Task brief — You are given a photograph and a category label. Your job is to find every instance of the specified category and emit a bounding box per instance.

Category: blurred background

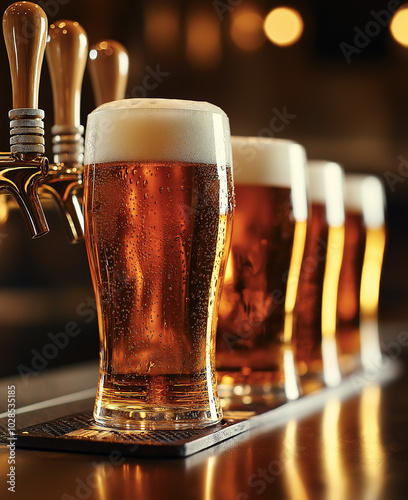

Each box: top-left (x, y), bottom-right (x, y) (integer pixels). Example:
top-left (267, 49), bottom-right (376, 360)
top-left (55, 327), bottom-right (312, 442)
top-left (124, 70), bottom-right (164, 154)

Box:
top-left (0, 0), bottom-right (407, 377)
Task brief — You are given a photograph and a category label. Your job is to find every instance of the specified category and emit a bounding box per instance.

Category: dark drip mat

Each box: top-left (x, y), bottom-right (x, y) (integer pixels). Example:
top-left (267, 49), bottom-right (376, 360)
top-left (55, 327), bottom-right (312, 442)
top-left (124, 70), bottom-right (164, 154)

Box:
top-left (2, 409), bottom-right (254, 458)
top-left (0, 363), bottom-right (401, 458)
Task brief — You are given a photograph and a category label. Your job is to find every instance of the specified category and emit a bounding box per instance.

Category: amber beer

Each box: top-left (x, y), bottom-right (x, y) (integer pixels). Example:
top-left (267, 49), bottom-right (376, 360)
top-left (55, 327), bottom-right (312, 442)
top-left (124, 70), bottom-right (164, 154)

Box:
top-left (83, 99), bottom-right (234, 429)
top-left (336, 190), bottom-right (366, 373)
top-left (216, 137), bottom-right (308, 403)
top-left (337, 212), bottom-right (365, 344)
top-left (294, 161), bottom-right (345, 389)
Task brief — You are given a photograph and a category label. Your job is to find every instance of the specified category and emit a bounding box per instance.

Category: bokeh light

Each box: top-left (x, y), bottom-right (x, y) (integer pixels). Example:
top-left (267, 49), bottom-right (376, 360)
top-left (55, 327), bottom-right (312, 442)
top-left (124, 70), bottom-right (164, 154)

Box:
top-left (186, 8), bottom-right (222, 70)
top-left (144, 4), bottom-right (180, 54)
top-left (390, 6), bottom-right (408, 47)
top-left (264, 7), bottom-right (304, 47)
top-left (230, 6), bottom-right (266, 52)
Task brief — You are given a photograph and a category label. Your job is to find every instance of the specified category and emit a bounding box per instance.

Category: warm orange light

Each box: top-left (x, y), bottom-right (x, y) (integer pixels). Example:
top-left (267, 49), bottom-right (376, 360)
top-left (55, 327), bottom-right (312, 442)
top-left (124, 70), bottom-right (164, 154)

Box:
top-left (283, 220), bottom-right (307, 343)
top-left (186, 8), bottom-right (222, 70)
top-left (322, 226), bottom-right (345, 339)
top-left (283, 420), bottom-right (308, 499)
top-left (360, 227), bottom-right (386, 316)
top-left (264, 7), bottom-right (304, 47)
top-left (390, 6), bottom-right (408, 47)
top-left (322, 399), bottom-right (347, 498)
top-left (224, 251), bottom-right (234, 284)
top-left (360, 385), bottom-right (384, 499)
top-left (230, 6), bottom-right (265, 51)
top-left (145, 4), bottom-right (180, 53)
top-left (0, 197), bottom-right (7, 225)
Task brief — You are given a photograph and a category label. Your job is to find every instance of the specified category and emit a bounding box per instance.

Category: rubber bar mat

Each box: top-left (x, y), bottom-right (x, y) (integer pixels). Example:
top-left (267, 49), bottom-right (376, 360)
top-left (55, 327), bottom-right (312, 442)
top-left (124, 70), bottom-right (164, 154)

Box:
top-left (0, 363), bottom-right (401, 458)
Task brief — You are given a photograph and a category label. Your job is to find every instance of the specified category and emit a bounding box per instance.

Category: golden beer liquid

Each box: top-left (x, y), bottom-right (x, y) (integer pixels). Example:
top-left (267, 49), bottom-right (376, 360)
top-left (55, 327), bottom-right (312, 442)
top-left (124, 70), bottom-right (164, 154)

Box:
top-left (216, 184), bottom-right (297, 389)
top-left (84, 161), bottom-right (233, 429)
top-left (360, 226), bottom-right (386, 318)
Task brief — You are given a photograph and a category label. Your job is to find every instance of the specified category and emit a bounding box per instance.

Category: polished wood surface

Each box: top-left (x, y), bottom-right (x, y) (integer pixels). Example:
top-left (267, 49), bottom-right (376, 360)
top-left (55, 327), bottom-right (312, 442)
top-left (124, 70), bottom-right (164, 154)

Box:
top-left (46, 20), bottom-right (88, 127)
top-left (88, 40), bottom-right (129, 107)
top-left (2, 2), bottom-right (48, 109)
top-left (0, 323), bottom-right (407, 499)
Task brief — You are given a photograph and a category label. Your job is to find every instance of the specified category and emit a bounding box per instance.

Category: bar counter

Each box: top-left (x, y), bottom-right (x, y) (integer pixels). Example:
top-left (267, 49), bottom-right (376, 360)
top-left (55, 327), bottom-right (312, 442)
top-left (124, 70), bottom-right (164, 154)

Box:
top-left (1, 321), bottom-right (407, 500)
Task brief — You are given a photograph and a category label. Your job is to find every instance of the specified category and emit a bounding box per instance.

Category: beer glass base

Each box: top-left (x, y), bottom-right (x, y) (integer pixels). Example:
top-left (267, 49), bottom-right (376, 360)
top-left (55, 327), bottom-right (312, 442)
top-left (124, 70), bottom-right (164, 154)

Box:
top-left (337, 327), bottom-right (362, 375)
top-left (296, 358), bottom-right (326, 393)
top-left (93, 406), bottom-right (222, 431)
top-left (299, 373), bottom-right (325, 395)
top-left (93, 373), bottom-right (223, 430)
top-left (217, 371), bottom-right (291, 407)
top-left (338, 353), bottom-right (362, 376)
top-left (219, 385), bottom-right (288, 408)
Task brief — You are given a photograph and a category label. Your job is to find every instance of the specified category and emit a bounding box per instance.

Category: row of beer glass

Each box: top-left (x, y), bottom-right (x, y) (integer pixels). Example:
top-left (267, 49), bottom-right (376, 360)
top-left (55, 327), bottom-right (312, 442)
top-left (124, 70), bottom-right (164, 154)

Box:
top-left (216, 136), bottom-right (386, 408)
top-left (84, 99), bottom-right (385, 429)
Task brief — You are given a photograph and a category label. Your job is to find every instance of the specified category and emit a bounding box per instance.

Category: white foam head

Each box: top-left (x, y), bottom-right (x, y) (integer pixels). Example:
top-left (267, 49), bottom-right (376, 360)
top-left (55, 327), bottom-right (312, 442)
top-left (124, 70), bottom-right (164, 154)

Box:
top-left (84, 98), bottom-right (232, 167)
top-left (231, 136), bottom-right (308, 222)
top-left (307, 160), bottom-right (345, 227)
top-left (344, 174), bottom-right (386, 228)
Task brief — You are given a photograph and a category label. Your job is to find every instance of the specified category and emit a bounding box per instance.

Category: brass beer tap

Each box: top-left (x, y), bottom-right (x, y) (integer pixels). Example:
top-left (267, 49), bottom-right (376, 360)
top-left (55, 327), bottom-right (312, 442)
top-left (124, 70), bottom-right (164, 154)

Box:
top-left (41, 20), bottom-right (88, 243)
top-left (0, 2), bottom-right (49, 238)
top-left (88, 40), bottom-right (129, 106)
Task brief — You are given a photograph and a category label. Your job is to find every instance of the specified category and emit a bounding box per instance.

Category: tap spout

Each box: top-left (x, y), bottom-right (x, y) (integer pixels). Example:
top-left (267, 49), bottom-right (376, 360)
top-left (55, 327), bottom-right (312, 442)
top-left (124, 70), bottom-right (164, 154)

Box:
top-left (0, 153), bottom-right (49, 238)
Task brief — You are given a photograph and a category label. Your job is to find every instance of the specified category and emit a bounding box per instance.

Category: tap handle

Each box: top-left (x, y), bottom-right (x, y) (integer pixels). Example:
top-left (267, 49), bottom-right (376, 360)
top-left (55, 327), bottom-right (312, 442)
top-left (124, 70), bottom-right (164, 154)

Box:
top-left (88, 40), bottom-right (129, 106)
top-left (1, 2), bottom-right (49, 238)
top-left (44, 20), bottom-right (88, 242)
top-left (3, 2), bottom-right (48, 110)
top-left (46, 20), bottom-right (88, 128)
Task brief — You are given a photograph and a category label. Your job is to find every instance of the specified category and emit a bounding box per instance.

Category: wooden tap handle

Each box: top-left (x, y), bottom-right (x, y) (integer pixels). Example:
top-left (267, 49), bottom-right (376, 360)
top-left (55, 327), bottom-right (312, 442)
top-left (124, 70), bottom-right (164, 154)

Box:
top-left (2, 2), bottom-right (48, 109)
top-left (46, 20), bottom-right (88, 127)
top-left (88, 40), bottom-right (129, 107)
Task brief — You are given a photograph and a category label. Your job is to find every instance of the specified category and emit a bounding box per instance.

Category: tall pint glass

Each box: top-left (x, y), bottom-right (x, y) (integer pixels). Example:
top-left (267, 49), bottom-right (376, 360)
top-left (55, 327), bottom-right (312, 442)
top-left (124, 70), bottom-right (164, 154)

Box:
top-left (294, 161), bottom-right (345, 390)
top-left (216, 137), bottom-right (308, 405)
top-left (337, 174), bottom-right (386, 373)
top-left (83, 99), bottom-right (234, 429)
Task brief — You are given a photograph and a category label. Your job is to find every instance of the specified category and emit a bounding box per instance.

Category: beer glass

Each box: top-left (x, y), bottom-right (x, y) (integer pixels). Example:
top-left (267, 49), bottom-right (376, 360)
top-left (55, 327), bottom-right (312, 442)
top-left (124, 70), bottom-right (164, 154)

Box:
top-left (294, 161), bottom-right (345, 390)
top-left (83, 98), bottom-right (234, 429)
top-left (337, 174), bottom-right (386, 373)
top-left (216, 137), bottom-right (308, 405)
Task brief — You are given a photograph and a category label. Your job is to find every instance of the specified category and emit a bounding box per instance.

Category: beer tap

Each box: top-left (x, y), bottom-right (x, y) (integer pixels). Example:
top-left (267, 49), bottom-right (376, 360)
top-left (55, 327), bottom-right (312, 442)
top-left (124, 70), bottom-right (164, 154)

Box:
top-left (41, 20), bottom-right (88, 243)
top-left (0, 2), bottom-right (49, 238)
top-left (88, 40), bottom-right (129, 106)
